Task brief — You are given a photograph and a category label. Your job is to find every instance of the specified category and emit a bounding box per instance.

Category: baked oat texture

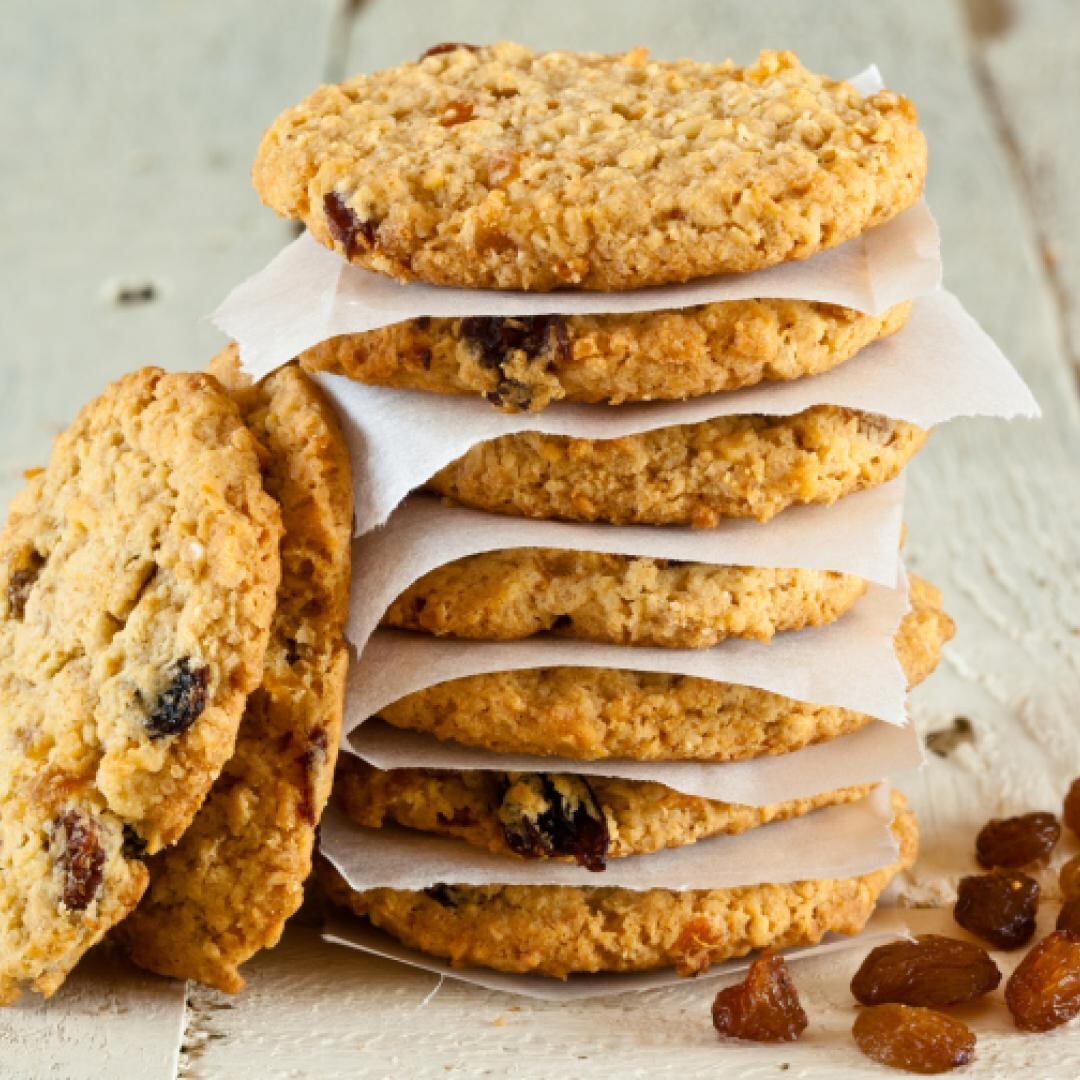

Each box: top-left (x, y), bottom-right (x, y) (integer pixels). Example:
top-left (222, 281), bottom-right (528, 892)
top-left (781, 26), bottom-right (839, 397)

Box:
top-left (428, 405), bottom-right (928, 527)
top-left (384, 550), bottom-right (867, 648)
top-left (119, 352), bottom-right (354, 993)
top-left (254, 44), bottom-right (927, 290)
top-left (336, 755), bottom-right (872, 863)
top-left (299, 301), bottom-right (911, 412)
top-left (378, 576), bottom-right (953, 761)
top-left (0, 368), bottom-right (281, 1004)
top-left (320, 792), bottom-right (917, 977)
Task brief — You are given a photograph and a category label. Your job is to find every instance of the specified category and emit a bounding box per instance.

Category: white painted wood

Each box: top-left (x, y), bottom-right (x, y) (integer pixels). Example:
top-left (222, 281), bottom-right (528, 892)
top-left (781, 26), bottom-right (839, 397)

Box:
top-left (3, 0), bottom-right (1079, 1076)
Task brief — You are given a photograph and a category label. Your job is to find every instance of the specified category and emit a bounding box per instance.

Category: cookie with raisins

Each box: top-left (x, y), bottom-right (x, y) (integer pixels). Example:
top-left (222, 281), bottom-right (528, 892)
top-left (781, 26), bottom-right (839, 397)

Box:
top-left (120, 353), bottom-right (353, 993)
top-left (0, 367), bottom-right (281, 1003)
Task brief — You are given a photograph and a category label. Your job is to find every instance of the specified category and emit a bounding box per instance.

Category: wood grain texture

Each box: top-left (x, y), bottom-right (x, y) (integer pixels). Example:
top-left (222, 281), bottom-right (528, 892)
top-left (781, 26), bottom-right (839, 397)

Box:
top-left (1, 0), bottom-right (1078, 1076)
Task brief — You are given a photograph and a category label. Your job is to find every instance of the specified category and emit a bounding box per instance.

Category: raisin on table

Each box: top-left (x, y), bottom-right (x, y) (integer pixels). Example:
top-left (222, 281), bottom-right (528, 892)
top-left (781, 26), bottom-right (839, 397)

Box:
top-left (954, 869), bottom-right (1040, 949)
top-left (852, 1004), bottom-right (975, 1075)
top-left (711, 952), bottom-right (808, 1043)
top-left (975, 812), bottom-right (1060, 869)
top-left (851, 934), bottom-right (1001, 1007)
top-left (1005, 930), bottom-right (1080, 1032)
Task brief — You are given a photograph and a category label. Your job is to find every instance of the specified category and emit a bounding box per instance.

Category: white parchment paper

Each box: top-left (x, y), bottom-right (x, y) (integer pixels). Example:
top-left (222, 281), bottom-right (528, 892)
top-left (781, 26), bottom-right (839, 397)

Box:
top-left (320, 784), bottom-right (897, 891)
top-left (345, 579), bottom-right (910, 731)
top-left (322, 909), bottom-right (911, 1001)
top-left (346, 717), bottom-right (922, 806)
top-left (349, 479), bottom-right (904, 652)
top-left (311, 291), bottom-right (1038, 534)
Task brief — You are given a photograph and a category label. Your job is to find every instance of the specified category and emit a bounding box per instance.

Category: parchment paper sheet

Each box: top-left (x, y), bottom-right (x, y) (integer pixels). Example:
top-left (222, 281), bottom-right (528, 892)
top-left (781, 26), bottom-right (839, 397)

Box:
top-left (311, 292), bottom-right (1038, 534)
top-left (346, 716), bottom-right (922, 806)
top-left (345, 579), bottom-right (911, 731)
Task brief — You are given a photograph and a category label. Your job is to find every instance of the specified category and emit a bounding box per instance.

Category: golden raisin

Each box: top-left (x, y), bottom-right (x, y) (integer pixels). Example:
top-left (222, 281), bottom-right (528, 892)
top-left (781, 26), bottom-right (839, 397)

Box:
top-left (853, 1004), bottom-right (974, 1074)
top-left (954, 869), bottom-right (1039, 950)
top-left (438, 99), bottom-right (475, 127)
top-left (711, 952), bottom-right (808, 1043)
top-left (1064, 778), bottom-right (1080, 840)
top-left (851, 934), bottom-right (1000, 1007)
top-left (975, 812), bottom-right (1060, 869)
top-left (1057, 898), bottom-right (1080, 935)
top-left (1005, 930), bottom-right (1080, 1032)
top-left (1060, 854), bottom-right (1080, 900)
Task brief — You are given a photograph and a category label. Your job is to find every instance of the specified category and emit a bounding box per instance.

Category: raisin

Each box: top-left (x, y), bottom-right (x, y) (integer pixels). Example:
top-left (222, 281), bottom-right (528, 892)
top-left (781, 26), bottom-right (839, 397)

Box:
top-left (423, 884), bottom-right (462, 908)
top-left (418, 42), bottom-right (479, 61)
top-left (146, 658), bottom-right (209, 739)
top-left (1005, 930), bottom-right (1080, 1032)
top-left (7, 553), bottom-right (44, 620)
top-left (438, 99), bottom-right (475, 127)
top-left (56, 812), bottom-right (105, 912)
top-left (852, 1004), bottom-right (975, 1074)
top-left (711, 952), bottom-right (808, 1043)
top-left (460, 314), bottom-right (569, 374)
top-left (496, 773), bottom-right (609, 872)
top-left (485, 380), bottom-right (533, 410)
top-left (121, 824), bottom-right (147, 861)
top-left (1064, 778), bottom-right (1080, 839)
top-left (954, 869), bottom-right (1039, 949)
top-left (851, 934), bottom-right (1001, 1007)
top-left (322, 192), bottom-right (376, 260)
top-left (296, 728), bottom-right (329, 826)
top-left (975, 812), bottom-right (1060, 868)
top-left (1061, 854), bottom-right (1080, 900)
top-left (1057, 898), bottom-right (1080, 935)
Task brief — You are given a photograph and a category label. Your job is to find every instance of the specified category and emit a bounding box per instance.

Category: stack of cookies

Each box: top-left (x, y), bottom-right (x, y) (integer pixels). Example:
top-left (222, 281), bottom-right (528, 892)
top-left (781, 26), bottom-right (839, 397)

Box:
top-left (245, 43), bottom-right (955, 981)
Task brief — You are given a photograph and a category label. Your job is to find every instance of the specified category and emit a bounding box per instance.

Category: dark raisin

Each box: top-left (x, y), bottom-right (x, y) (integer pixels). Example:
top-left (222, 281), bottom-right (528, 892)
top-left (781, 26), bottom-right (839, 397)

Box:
top-left (1061, 854), bottom-right (1080, 899)
top-left (852, 1004), bottom-right (975, 1074)
top-left (7, 553), bottom-right (44, 620)
top-left (954, 869), bottom-right (1039, 949)
top-left (122, 824), bottom-right (147, 861)
top-left (423, 883), bottom-right (462, 908)
top-left (711, 952), bottom-right (808, 1043)
top-left (485, 379), bottom-right (533, 410)
top-left (296, 728), bottom-right (329, 826)
top-left (496, 773), bottom-right (609, 872)
top-left (322, 192), bottom-right (376, 260)
top-left (851, 934), bottom-right (1001, 1007)
top-left (460, 314), bottom-right (567, 406)
top-left (146, 659), bottom-right (209, 739)
top-left (56, 812), bottom-right (105, 912)
top-left (1005, 930), bottom-right (1080, 1032)
top-left (1064, 778), bottom-right (1080, 839)
top-left (418, 42), bottom-right (479, 61)
top-left (975, 812), bottom-right (1060, 868)
top-left (1057, 898), bottom-right (1080, 935)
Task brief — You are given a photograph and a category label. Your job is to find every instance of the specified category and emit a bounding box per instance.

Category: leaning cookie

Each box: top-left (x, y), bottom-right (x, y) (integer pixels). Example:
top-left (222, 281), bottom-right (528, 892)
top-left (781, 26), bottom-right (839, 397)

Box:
top-left (428, 406), bottom-right (927, 527)
top-left (383, 551), bottom-right (867, 648)
top-left (320, 793), bottom-right (917, 977)
top-left (255, 44), bottom-right (926, 290)
top-left (118, 357), bottom-right (353, 993)
top-left (378, 577), bottom-right (953, 761)
top-left (299, 302), bottom-right (911, 412)
top-left (0, 369), bottom-right (281, 1004)
top-left (336, 756), bottom-right (872, 868)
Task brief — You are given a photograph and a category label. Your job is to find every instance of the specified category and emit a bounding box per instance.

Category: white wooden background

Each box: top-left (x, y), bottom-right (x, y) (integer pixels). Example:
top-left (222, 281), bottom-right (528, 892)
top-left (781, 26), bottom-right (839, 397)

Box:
top-left (1, 1), bottom-right (1078, 1076)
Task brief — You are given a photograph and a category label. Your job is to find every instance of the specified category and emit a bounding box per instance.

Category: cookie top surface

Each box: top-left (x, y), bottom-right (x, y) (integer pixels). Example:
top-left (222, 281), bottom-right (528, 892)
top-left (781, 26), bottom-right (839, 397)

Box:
top-left (254, 44), bottom-right (927, 290)
top-left (121, 354), bottom-right (354, 992)
top-left (0, 367), bottom-right (281, 1002)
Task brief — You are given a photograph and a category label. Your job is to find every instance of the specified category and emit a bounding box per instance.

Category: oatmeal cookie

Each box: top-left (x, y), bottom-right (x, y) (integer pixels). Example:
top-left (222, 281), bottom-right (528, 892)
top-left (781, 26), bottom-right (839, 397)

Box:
top-left (119, 354), bottom-right (353, 993)
top-left (336, 756), bottom-right (871, 867)
top-left (320, 792), bottom-right (917, 977)
top-left (299, 302), bottom-right (910, 412)
top-left (0, 368), bottom-right (281, 1003)
top-left (428, 406), bottom-right (927, 527)
top-left (254, 44), bottom-right (926, 290)
top-left (384, 551), bottom-right (867, 648)
top-left (378, 577), bottom-right (952, 760)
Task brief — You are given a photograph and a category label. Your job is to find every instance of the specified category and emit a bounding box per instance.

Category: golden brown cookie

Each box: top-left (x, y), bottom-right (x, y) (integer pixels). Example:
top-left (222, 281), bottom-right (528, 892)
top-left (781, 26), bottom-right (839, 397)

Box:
top-left (428, 406), bottom-right (927, 527)
top-left (119, 356), bottom-right (353, 993)
top-left (383, 550), bottom-right (867, 648)
top-left (299, 302), bottom-right (911, 412)
top-left (320, 792), bottom-right (917, 977)
top-left (254, 44), bottom-right (926, 290)
top-left (336, 756), bottom-right (872, 867)
top-left (0, 368), bottom-right (281, 1003)
top-left (377, 577), bottom-right (953, 761)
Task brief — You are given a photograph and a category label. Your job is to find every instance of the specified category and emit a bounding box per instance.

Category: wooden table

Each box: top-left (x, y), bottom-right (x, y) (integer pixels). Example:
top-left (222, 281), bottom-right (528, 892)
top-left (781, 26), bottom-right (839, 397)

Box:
top-left (1, 1), bottom-right (1078, 1075)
